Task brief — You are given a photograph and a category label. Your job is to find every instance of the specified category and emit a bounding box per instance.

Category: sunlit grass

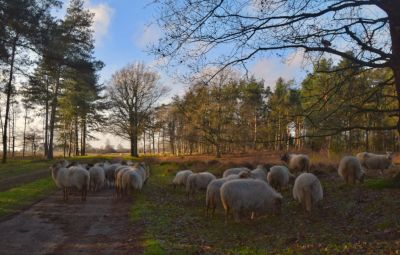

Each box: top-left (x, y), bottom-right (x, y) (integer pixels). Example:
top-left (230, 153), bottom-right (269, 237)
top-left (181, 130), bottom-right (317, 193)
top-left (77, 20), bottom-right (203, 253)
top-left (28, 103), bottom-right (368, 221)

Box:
top-left (0, 177), bottom-right (56, 218)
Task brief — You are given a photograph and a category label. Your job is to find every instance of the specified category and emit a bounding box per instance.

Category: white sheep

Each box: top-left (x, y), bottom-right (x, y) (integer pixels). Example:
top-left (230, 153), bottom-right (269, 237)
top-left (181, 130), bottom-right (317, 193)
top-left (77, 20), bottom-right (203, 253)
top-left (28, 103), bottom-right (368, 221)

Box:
top-left (281, 153), bottom-right (310, 173)
top-left (360, 152), bottom-right (393, 173)
top-left (103, 163), bottom-right (121, 187)
top-left (50, 161), bottom-right (90, 201)
top-left (88, 166), bottom-right (105, 192)
top-left (172, 170), bottom-right (193, 189)
top-left (186, 172), bottom-right (216, 199)
top-left (250, 165), bottom-right (269, 182)
top-left (220, 179), bottom-right (282, 222)
top-left (115, 166), bottom-right (132, 198)
top-left (134, 162), bottom-right (150, 183)
top-left (206, 171), bottom-right (250, 215)
top-left (267, 165), bottom-right (295, 191)
top-left (121, 168), bottom-right (143, 196)
top-left (338, 156), bottom-right (365, 184)
top-left (222, 167), bottom-right (250, 178)
top-left (293, 173), bottom-right (323, 213)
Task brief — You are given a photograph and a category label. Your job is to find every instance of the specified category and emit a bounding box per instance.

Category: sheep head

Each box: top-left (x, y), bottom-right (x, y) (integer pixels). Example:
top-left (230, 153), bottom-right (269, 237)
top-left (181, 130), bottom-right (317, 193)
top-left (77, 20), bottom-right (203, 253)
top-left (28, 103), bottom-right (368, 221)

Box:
top-left (281, 153), bottom-right (289, 163)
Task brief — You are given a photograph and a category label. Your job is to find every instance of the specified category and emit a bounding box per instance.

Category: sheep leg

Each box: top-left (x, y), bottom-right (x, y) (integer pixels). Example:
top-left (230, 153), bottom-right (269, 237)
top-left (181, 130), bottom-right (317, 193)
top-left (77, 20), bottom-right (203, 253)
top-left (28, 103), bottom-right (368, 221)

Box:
top-left (348, 174), bottom-right (355, 185)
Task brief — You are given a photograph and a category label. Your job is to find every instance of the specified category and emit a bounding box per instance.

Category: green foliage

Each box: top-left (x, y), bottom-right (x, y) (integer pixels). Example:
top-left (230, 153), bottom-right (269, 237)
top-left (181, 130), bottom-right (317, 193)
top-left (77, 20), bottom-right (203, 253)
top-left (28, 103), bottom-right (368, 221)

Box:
top-left (0, 177), bottom-right (56, 217)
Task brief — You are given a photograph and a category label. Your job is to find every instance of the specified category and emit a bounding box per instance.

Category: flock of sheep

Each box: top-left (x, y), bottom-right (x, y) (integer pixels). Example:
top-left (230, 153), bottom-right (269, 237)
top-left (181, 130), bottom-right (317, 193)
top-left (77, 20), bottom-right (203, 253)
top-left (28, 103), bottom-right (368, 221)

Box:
top-left (50, 160), bottom-right (150, 201)
top-left (172, 152), bottom-right (394, 222)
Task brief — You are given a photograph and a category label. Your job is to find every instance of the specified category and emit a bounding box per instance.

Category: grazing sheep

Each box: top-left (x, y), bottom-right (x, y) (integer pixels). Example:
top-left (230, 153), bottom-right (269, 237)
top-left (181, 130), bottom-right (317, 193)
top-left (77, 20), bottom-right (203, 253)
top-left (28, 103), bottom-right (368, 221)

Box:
top-left (281, 153), bottom-right (310, 174)
top-left (222, 167), bottom-right (250, 178)
top-left (267, 165), bottom-right (295, 191)
top-left (206, 171), bottom-right (250, 215)
top-left (220, 179), bottom-right (282, 222)
top-left (88, 166), bottom-right (105, 192)
top-left (356, 152), bottom-right (369, 166)
top-left (338, 156), bottom-right (365, 184)
top-left (293, 173), bottom-right (323, 213)
top-left (50, 161), bottom-right (90, 201)
top-left (186, 172), bottom-right (216, 199)
top-left (172, 170), bottom-right (193, 189)
top-left (250, 165), bottom-right (269, 182)
top-left (362, 152), bottom-right (393, 173)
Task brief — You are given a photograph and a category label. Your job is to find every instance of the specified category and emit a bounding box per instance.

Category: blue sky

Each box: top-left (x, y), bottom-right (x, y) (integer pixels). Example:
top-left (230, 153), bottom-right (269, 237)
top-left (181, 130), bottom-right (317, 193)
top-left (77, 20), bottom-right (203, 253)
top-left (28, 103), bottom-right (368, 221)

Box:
top-left (56, 0), bottom-right (308, 148)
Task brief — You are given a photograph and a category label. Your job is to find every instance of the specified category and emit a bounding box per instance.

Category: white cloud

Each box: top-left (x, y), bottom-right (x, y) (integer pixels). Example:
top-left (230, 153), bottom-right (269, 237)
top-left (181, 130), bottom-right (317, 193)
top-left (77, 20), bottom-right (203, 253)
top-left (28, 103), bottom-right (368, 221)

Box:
top-left (136, 23), bottom-right (161, 49)
top-left (250, 50), bottom-right (308, 90)
top-left (84, 0), bottom-right (114, 46)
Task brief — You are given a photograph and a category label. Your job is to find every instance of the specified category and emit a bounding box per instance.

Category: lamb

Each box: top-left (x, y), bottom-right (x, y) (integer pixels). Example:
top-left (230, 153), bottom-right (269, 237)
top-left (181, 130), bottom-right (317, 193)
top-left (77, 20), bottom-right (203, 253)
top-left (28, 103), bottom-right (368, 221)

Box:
top-left (50, 161), bottom-right (90, 201)
top-left (222, 167), bottom-right (250, 178)
top-left (88, 165), bottom-right (105, 191)
top-left (220, 179), bottom-right (282, 222)
top-left (358, 152), bottom-right (393, 173)
top-left (267, 165), bottom-right (295, 191)
top-left (281, 153), bottom-right (310, 174)
top-left (206, 171), bottom-right (250, 215)
top-left (338, 156), bottom-right (365, 184)
top-left (250, 165), bottom-right (269, 182)
top-left (172, 170), bottom-right (193, 189)
top-left (292, 173), bottom-right (323, 213)
top-left (186, 172), bottom-right (216, 199)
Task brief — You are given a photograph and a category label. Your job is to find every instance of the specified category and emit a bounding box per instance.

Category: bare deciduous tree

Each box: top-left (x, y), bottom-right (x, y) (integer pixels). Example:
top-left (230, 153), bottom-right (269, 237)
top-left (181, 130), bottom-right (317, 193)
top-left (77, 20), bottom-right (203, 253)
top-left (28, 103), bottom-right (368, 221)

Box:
top-left (107, 62), bottom-right (169, 157)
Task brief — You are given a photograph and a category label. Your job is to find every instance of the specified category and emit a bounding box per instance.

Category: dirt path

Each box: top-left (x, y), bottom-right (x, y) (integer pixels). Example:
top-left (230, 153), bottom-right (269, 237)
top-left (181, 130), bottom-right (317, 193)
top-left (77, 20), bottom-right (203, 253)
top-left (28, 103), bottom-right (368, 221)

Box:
top-left (0, 189), bottom-right (143, 255)
top-left (0, 169), bottom-right (50, 192)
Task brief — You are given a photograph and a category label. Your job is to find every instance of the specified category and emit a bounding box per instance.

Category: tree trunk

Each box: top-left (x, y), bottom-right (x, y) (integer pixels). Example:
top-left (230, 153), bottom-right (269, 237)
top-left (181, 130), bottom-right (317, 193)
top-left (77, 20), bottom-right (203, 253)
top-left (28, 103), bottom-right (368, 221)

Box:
top-left (48, 68), bottom-right (61, 160)
top-left (23, 107), bottom-right (28, 157)
top-left (74, 116), bottom-right (79, 156)
top-left (130, 132), bottom-right (139, 157)
top-left (44, 78), bottom-right (50, 157)
top-left (81, 116), bottom-right (86, 156)
top-left (2, 37), bottom-right (17, 163)
top-left (385, 3), bottom-right (400, 140)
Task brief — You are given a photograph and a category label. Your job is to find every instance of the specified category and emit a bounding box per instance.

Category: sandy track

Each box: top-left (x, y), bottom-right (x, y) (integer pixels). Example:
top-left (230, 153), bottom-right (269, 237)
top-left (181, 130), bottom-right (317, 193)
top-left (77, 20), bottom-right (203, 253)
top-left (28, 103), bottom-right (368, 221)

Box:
top-left (0, 189), bottom-right (143, 255)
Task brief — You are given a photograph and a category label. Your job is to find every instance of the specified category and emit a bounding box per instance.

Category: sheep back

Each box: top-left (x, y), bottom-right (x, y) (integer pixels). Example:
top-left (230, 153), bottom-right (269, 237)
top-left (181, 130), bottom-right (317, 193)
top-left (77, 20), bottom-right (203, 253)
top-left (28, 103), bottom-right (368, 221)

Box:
top-left (292, 173), bottom-right (323, 213)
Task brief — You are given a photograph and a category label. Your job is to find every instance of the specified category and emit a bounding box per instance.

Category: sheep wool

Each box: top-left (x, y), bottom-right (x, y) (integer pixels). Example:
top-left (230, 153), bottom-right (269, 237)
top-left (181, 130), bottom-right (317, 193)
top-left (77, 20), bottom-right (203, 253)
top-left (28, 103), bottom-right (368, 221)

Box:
top-left (338, 156), bottom-right (365, 184)
top-left (281, 153), bottom-right (310, 173)
top-left (172, 170), bottom-right (193, 189)
top-left (186, 172), bottom-right (216, 199)
top-left (292, 173), bottom-right (323, 213)
top-left (220, 179), bottom-right (282, 222)
top-left (267, 165), bottom-right (294, 191)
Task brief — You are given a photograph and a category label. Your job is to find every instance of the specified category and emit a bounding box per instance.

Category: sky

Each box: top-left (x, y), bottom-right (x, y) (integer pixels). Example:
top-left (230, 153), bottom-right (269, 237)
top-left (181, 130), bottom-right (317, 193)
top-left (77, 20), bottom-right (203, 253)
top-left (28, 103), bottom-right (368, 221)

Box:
top-left (54, 0), bottom-right (308, 148)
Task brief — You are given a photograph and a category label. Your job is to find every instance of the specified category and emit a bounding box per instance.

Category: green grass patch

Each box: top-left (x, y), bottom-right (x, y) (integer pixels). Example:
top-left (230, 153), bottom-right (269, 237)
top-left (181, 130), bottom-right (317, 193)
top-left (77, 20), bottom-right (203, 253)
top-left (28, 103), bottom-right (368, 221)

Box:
top-left (0, 177), bottom-right (56, 218)
top-left (364, 178), bottom-right (397, 189)
top-left (0, 159), bottom-right (55, 180)
top-left (131, 161), bottom-right (400, 254)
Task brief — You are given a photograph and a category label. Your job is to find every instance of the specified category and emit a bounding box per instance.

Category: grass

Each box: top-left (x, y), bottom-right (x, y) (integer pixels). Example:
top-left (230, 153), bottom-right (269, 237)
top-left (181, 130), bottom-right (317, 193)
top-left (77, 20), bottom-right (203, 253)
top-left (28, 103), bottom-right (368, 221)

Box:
top-left (0, 177), bottom-right (56, 218)
top-left (0, 159), bottom-right (55, 180)
top-left (131, 162), bottom-right (400, 255)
